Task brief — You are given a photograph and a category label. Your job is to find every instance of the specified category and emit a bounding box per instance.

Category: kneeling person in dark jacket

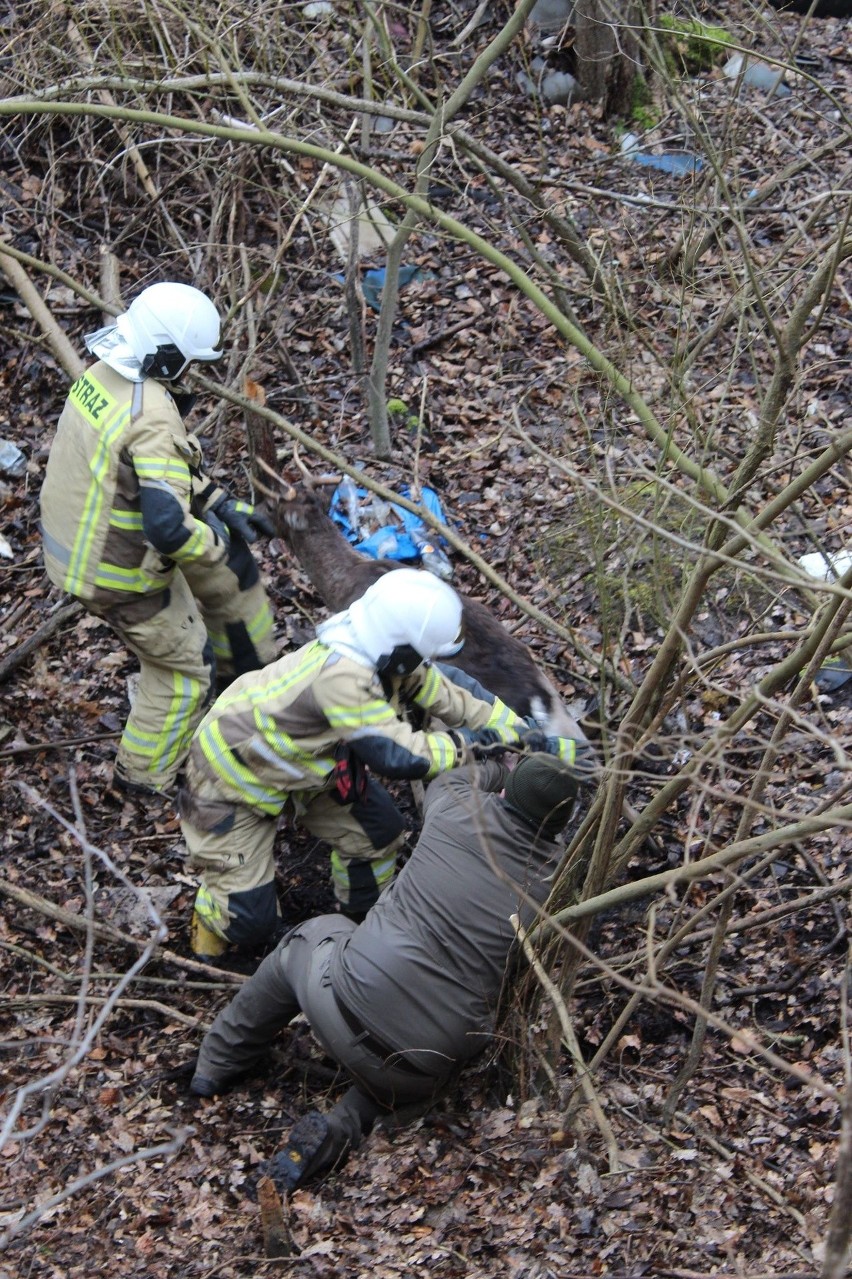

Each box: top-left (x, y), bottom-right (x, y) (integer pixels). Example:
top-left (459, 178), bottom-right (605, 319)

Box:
top-left (190, 752), bottom-right (579, 1189)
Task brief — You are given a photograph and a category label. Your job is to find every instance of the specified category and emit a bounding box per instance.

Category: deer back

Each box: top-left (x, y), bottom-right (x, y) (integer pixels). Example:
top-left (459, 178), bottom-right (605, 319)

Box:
top-left (269, 483), bottom-right (578, 735)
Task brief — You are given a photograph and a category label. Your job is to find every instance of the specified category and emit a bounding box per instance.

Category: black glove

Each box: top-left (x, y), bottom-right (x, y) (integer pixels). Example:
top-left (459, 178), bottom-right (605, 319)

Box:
top-left (454, 727), bottom-right (510, 758)
top-left (521, 730), bottom-right (601, 783)
top-left (210, 497), bottom-right (275, 544)
top-left (520, 727), bottom-right (550, 754)
top-left (205, 508), bottom-right (231, 550)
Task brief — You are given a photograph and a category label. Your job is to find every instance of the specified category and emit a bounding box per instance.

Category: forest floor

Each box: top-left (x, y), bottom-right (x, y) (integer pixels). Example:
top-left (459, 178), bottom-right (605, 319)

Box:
top-left (1, 1), bottom-right (852, 1276)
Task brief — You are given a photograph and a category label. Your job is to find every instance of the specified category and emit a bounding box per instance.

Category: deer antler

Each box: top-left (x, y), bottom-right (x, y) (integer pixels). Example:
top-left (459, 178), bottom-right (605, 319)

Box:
top-left (290, 444), bottom-right (340, 489)
top-left (291, 443), bottom-right (315, 491)
top-left (254, 456), bottom-right (297, 502)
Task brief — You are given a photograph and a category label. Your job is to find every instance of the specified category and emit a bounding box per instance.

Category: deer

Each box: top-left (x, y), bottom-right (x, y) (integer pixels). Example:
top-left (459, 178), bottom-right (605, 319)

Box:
top-left (254, 456), bottom-right (587, 743)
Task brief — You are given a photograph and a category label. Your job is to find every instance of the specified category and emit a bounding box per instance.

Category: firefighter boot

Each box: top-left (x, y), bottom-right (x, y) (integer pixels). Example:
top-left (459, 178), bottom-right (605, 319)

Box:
top-left (190, 910), bottom-right (228, 960)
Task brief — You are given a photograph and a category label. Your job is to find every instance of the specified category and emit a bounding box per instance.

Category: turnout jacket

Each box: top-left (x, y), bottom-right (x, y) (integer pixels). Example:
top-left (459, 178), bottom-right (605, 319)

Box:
top-left (330, 760), bottom-right (562, 1074)
top-left (40, 360), bottom-right (227, 605)
top-left (183, 643), bottom-right (527, 817)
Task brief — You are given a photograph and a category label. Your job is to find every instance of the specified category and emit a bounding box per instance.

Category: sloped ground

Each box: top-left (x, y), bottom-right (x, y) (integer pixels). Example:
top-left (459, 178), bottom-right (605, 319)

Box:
top-left (1, 0), bottom-right (851, 1274)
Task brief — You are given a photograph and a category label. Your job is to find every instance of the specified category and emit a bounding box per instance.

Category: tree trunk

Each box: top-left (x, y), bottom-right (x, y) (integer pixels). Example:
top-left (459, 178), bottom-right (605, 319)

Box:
top-left (573, 0), bottom-right (647, 116)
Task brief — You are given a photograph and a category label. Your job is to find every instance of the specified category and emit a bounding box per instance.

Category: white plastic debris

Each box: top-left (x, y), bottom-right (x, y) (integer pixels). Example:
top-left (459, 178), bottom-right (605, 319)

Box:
top-left (528, 0), bottom-right (574, 31)
top-left (723, 53), bottom-right (791, 98)
top-left (0, 440), bottom-right (26, 478)
top-left (798, 550), bottom-right (852, 580)
top-left (517, 67), bottom-right (578, 105)
top-left (303, 1), bottom-right (334, 17)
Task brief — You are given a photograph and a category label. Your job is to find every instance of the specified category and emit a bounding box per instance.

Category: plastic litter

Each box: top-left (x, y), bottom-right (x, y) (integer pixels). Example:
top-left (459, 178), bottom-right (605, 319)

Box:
top-left (330, 481), bottom-right (453, 580)
top-left (814, 658), bottom-right (852, 693)
top-left (723, 53), bottom-right (791, 98)
top-left (517, 67), bottom-right (578, 105)
top-left (408, 526), bottom-right (453, 581)
top-left (332, 264), bottom-right (424, 313)
top-left (798, 549), bottom-right (852, 580)
top-left (336, 476), bottom-right (364, 539)
top-left (620, 133), bottom-right (704, 177)
top-left (0, 440), bottom-right (27, 478)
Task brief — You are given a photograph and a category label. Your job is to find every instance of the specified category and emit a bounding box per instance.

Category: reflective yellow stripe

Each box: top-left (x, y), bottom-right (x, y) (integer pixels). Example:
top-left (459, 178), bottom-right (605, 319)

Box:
top-left (109, 509), bottom-right (143, 531)
top-left (197, 720), bottom-right (282, 813)
top-left (134, 456), bottom-right (191, 486)
top-left (205, 600), bottom-right (274, 662)
top-left (194, 886), bottom-right (229, 934)
top-left (325, 699), bottom-right (397, 730)
top-left (485, 698), bottom-right (524, 737)
top-left (551, 737), bottom-right (577, 764)
top-left (168, 521), bottom-right (208, 562)
top-left (65, 393), bottom-right (130, 594)
top-left (425, 732), bottom-right (457, 779)
top-left (120, 670), bottom-right (202, 772)
top-left (412, 663), bottom-right (442, 709)
top-left (93, 562), bottom-right (166, 592)
top-left (253, 709), bottom-right (329, 780)
top-left (330, 850), bottom-right (396, 896)
top-left (247, 600), bottom-right (275, 642)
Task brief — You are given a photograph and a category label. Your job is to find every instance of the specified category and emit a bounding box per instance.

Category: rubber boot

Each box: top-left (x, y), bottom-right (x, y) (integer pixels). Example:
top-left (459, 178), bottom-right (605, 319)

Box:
top-left (190, 910), bottom-right (228, 959)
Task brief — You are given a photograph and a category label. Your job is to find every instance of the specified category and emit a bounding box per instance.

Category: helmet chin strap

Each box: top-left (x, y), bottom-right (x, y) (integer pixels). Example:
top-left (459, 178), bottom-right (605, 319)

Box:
top-left (375, 644), bottom-right (422, 679)
top-left (141, 344), bottom-right (190, 381)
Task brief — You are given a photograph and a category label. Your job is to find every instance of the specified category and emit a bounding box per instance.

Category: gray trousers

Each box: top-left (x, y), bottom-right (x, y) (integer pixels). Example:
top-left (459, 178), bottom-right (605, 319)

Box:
top-left (196, 915), bottom-right (442, 1161)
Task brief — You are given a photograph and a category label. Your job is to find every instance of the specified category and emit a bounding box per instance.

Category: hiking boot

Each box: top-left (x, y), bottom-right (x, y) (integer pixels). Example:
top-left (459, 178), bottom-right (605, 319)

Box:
top-left (263, 1112), bottom-right (332, 1192)
top-left (188, 1073), bottom-right (220, 1098)
top-left (189, 1061), bottom-right (257, 1097)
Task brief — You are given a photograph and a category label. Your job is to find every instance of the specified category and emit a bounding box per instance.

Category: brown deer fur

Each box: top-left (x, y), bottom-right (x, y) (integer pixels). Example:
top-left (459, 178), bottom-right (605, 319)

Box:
top-left (268, 482), bottom-right (584, 739)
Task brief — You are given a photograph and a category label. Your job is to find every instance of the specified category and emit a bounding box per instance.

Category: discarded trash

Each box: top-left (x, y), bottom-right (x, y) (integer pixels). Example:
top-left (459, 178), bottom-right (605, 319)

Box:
top-left (0, 439), bottom-right (26, 478)
top-left (408, 526), bottom-right (453, 581)
top-left (336, 476), bottom-right (364, 540)
top-left (798, 549), bottom-right (852, 580)
top-left (332, 264), bottom-right (424, 313)
top-left (302, 2), bottom-right (333, 19)
top-left (620, 132), bottom-right (704, 177)
top-left (517, 66), bottom-right (578, 105)
top-left (814, 657), bottom-right (852, 693)
top-left (325, 193), bottom-right (396, 261)
top-left (723, 53), bottom-right (791, 98)
top-left (527, 0), bottom-right (574, 31)
top-left (330, 481), bottom-right (453, 579)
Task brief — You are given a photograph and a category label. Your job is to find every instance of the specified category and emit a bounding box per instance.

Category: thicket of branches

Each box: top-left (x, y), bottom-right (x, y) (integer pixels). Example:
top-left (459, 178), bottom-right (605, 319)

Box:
top-left (1, 0), bottom-right (850, 1269)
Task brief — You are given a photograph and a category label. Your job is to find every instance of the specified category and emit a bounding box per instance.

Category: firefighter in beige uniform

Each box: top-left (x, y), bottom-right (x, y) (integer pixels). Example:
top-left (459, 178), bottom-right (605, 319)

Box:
top-left (39, 282), bottom-right (277, 795)
top-left (180, 569), bottom-right (581, 958)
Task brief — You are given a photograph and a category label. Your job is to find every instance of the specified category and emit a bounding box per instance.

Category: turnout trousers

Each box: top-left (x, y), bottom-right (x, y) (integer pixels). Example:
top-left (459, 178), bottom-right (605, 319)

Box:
top-left (183, 777), bottom-right (406, 949)
top-left (90, 556), bottom-right (275, 792)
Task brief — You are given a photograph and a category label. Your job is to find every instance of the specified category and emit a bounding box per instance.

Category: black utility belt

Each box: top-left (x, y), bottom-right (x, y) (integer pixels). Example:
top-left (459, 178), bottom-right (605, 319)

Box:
top-left (332, 990), bottom-right (433, 1077)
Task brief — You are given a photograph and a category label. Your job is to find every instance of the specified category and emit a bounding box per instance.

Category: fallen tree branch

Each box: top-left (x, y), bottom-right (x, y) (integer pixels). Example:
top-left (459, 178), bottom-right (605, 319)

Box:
top-left (0, 600), bottom-right (83, 686)
top-left (0, 730), bottom-right (120, 759)
top-left (3, 993), bottom-right (209, 1031)
top-left (0, 242), bottom-right (83, 380)
top-left (0, 879), bottom-right (244, 986)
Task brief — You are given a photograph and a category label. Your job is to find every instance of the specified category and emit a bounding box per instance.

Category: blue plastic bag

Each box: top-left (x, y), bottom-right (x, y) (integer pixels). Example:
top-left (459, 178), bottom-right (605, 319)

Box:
top-left (330, 481), bottom-right (449, 563)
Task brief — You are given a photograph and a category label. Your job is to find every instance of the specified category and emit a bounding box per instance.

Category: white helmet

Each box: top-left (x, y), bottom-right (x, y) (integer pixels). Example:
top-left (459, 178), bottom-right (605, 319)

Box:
top-left (348, 569), bottom-right (465, 676)
top-left (116, 282), bottom-right (222, 380)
